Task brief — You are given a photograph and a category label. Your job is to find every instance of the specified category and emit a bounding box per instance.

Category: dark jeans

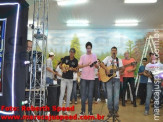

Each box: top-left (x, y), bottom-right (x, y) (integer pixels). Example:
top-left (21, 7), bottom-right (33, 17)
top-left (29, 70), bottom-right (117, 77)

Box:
top-left (106, 78), bottom-right (120, 112)
top-left (119, 82), bottom-right (123, 100)
top-left (102, 82), bottom-right (107, 99)
top-left (71, 80), bottom-right (77, 101)
top-left (46, 77), bottom-right (53, 84)
top-left (94, 78), bottom-right (101, 100)
top-left (80, 79), bottom-right (94, 113)
top-left (139, 83), bottom-right (147, 104)
top-left (122, 77), bottom-right (136, 105)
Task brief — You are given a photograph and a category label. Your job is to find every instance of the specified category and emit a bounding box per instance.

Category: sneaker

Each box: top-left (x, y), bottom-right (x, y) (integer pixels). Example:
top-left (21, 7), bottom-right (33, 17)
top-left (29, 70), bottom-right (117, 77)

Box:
top-left (63, 100), bottom-right (66, 104)
top-left (75, 101), bottom-right (77, 104)
top-left (88, 111), bottom-right (93, 116)
top-left (107, 112), bottom-right (113, 118)
top-left (64, 111), bottom-right (71, 115)
top-left (97, 98), bottom-right (101, 103)
top-left (144, 111), bottom-right (149, 116)
top-left (79, 111), bottom-right (85, 116)
top-left (105, 99), bottom-right (107, 103)
top-left (59, 111), bottom-right (62, 116)
top-left (47, 112), bottom-right (50, 116)
top-left (115, 112), bottom-right (119, 117)
top-left (70, 101), bottom-right (72, 104)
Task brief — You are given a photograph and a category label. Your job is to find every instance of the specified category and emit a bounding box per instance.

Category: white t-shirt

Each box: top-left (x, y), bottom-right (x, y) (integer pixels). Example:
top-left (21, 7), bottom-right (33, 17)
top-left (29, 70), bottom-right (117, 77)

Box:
top-left (102, 56), bottom-right (123, 78)
top-left (73, 72), bottom-right (78, 81)
top-left (56, 65), bottom-right (62, 79)
top-left (145, 62), bottom-right (163, 83)
top-left (46, 58), bottom-right (54, 79)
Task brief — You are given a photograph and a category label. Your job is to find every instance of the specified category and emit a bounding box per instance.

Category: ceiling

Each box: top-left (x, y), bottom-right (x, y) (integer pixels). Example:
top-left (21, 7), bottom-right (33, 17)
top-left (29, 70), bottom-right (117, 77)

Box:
top-left (26, 0), bottom-right (163, 30)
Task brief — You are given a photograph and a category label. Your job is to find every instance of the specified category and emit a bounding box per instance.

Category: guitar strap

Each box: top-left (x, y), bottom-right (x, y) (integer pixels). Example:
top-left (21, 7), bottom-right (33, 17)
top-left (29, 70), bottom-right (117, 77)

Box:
top-left (116, 57), bottom-right (119, 68)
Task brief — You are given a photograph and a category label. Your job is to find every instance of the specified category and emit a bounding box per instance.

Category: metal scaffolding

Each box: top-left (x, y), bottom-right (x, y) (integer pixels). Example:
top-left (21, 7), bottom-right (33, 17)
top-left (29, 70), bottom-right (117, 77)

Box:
top-left (26, 0), bottom-right (49, 121)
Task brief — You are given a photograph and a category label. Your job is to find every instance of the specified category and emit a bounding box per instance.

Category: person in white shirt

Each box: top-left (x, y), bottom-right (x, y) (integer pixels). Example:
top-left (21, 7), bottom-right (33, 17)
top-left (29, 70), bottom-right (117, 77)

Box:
top-left (94, 59), bottom-right (101, 103)
top-left (46, 52), bottom-right (56, 84)
top-left (100, 46), bottom-right (124, 117)
top-left (55, 58), bottom-right (63, 85)
top-left (143, 52), bottom-right (163, 116)
top-left (70, 71), bottom-right (78, 104)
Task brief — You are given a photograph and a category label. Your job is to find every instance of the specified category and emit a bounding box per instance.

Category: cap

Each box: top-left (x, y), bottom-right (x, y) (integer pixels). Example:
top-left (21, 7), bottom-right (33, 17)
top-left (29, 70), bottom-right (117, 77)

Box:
top-left (49, 52), bottom-right (55, 56)
top-left (69, 48), bottom-right (76, 53)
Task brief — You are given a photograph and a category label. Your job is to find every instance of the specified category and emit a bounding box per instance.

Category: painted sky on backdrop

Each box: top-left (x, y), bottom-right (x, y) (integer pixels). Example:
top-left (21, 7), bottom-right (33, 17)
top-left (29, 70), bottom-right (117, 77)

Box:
top-left (28, 29), bottom-right (151, 55)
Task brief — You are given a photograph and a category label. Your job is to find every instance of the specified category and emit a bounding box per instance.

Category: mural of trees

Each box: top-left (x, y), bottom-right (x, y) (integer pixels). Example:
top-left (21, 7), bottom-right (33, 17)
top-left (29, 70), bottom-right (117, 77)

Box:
top-left (126, 40), bottom-right (135, 57)
top-left (70, 34), bottom-right (82, 60)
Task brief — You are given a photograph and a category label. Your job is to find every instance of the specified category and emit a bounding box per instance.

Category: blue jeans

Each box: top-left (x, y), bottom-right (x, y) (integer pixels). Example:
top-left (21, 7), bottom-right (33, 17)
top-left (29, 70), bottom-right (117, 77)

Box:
top-left (102, 82), bottom-right (107, 99)
top-left (94, 78), bottom-right (101, 100)
top-left (71, 81), bottom-right (77, 101)
top-left (80, 79), bottom-right (94, 112)
top-left (106, 78), bottom-right (120, 112)
top-left (145, 83), bottom-right (153, 111)
top-left (46, 77), bottom-right (53, 84)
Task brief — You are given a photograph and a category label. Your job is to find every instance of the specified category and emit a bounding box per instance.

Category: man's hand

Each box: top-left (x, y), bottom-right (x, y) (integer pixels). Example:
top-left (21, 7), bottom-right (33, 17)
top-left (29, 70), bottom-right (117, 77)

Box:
top-left (127, 69), bottom-right (133, 73)
top-left (53, 72), bottom-right (56, 75)
top-left (105, 68), bottom-right (110, 75)
top-left (86, 62), bottom-right (92, 67)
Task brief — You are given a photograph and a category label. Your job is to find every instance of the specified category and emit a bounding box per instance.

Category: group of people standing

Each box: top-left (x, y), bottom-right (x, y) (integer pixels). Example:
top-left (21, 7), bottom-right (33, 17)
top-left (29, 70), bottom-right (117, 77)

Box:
top-left (46, 41), bottom-right (163, 117)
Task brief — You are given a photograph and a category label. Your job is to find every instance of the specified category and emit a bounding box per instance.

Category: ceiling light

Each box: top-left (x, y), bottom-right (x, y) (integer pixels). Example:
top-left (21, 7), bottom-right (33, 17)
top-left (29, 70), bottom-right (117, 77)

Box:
top-left (124, 0), bottom-right (157, 3)
top-left (115, 23), bottom-right (138, 26)
top-left (115, 19), bottom-right (139, 26)
top-left (56, 0), bottom-right (88, 6)
top-left (66, 20), bottom-right (89, 27)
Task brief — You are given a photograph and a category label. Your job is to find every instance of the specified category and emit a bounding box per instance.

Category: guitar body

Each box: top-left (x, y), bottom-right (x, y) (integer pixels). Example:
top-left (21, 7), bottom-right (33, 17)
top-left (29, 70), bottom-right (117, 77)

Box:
top-left (62, 64), bottom-right (70, 72)
top-left (99, 65), bottom-right (117, 82)
top-left (99, 61), bottom-right (137, 82)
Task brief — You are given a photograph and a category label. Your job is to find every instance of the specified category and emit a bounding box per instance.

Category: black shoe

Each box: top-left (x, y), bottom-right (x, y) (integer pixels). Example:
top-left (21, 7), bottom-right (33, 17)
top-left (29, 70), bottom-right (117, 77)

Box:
top-left (115, 112), bottom-right (120, 117)
top-left (122, 98), bottom-right (126, 106)
top-left (79, 112), bottom-right (85, 116)
top-left (88, 111), bottom-right (93, 116)
top-left (133, 101), bottom-right (137, 107)
top-left (107, 111), bottom-right (113, 117)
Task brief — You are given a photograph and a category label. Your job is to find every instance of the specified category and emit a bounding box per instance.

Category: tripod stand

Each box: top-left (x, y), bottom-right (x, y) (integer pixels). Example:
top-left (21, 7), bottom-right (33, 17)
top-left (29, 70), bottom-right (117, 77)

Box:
top-left (104, 56), bottom-right (121, 122)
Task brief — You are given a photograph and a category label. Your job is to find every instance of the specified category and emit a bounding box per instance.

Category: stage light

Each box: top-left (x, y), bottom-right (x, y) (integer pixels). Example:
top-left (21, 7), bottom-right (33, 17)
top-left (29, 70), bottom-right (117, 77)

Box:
top-left (66, 20), bottom-right (89, 27)
top-left (21, 100), bottom-right (29, 105)
top-left (24, 61), bottom-right (30, 65)
top-left (124, 0), bottom-right (157, 3)
top-left (115, 20), bottom-right (139, 26)
top-left (0, 3), bottom-right (20, 115)
top-left (159, 73), bottom-right (163, 79)
top-left (56, 0), bottom-right (88, 6)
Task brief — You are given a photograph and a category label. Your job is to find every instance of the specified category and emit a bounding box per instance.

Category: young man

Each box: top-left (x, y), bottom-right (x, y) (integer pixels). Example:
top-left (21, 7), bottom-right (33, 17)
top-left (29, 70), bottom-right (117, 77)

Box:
top-left (138, 58), bottom-right (148, 105)
top-left (78, 42), bottom-right (98, 116)
top-left (70, 71), bottom-right (78, 104)
top-left (143, 53), bottom-right (162, 116)
top-left (94, 59), bottom-right (101, 103)
top-left (46, 52), bottom-right (56, 84)
top-left (122, 51), bottom-right (137, 107)
top-left (100, 47), bottom-right (124, 117)
top-left (59, 48), bottom-right (78, 115)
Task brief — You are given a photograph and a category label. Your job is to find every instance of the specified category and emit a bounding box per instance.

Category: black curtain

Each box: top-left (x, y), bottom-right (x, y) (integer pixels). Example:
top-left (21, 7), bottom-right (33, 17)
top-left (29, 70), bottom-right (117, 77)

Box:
top-left (0, 0), bottom-right (29, 121)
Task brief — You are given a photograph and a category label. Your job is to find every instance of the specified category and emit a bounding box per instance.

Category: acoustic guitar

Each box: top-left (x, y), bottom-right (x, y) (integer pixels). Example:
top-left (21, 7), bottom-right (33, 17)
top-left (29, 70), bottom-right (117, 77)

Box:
top-left (143, 70), bottom-right (154, 83)
top-left (99, 62), bottom-right (137, 82)
top-left (61, 64), bottom-right (78, 72)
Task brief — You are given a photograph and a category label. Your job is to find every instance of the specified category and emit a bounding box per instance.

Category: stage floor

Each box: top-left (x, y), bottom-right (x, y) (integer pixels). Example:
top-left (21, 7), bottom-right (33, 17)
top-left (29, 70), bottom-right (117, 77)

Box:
top-left (53, 99), bottom-right (163, 122)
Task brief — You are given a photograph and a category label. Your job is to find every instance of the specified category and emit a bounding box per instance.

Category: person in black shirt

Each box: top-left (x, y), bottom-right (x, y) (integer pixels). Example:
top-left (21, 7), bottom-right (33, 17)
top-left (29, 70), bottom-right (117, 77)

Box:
top-left (58, 48), bottom-right (78, 115)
